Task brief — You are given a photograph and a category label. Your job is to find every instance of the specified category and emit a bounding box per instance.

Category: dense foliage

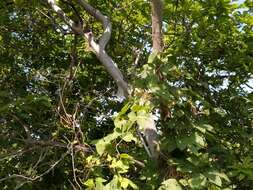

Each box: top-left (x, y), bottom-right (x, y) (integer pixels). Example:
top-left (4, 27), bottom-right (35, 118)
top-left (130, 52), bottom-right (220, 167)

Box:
top-left (0, 0), bottom-right (253, 189)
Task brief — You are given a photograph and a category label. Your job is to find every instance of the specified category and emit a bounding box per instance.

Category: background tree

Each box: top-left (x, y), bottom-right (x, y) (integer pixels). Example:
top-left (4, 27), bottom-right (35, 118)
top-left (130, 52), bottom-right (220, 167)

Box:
top-left (0, 0), bottom-right (253, 189)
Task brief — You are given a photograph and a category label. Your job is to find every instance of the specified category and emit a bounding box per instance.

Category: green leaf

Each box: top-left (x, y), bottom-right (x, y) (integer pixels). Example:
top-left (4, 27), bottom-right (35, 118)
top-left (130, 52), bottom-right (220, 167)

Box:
top-left (127, 111), bottom-right (137, 121)
top-left (213, 108), bottom-right (227, 117)
top-left (95, 177), bottom-right (106, 190)
top-left (188, 174), bottom-right (207, 189)
top-left (193, 132), bottom-right (206, 147)
top-left (120, 153), bottom-right (130, 159)
top-left (205, 173), bottom-right (222, 187)
top-left (158, 179), bottom-right (182, 190)
top-left (148, 51), bottom-right (159, 64)
top-left (122, 132), bottom-right (137, 142)
top-left (121, 178), bottom-right (129, 188)
top-left (114, 118), bottom-right (127, 129)
top-left (110, 159), bottom-right (129, 173)
top-left (179, 179), bottom-right (188, 187)
top-left (95, 140), bottom-right (108, 156)
top-left (136, 111), bottom-right (155, 131)
top-left (206, 171), bottom-right (230, 182)
top-left (139, 64), bottom-right (153, 79)
top-left (194, 123), bottom-right (215, 133)
top-left (118, 102), bottom-right (131, 116)
top-left (177, 132), bottom-right (206, 152)
top-left (128, 179), bottom-right (138, 189)
top-left (95, 132), bottom-right (120, 155)
top-left (120, 177), bottom-right (138, 189)
top-left (105, 175), bottom-right (121, 190)
top-left (84, 179), bottom-right (95, 189)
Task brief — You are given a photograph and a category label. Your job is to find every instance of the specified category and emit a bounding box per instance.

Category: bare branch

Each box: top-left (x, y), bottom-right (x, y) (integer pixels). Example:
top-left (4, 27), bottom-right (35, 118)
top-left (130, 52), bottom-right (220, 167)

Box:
top-left (96, 51), bottom-right (129, 97)
top-left (68, 179), bottom-right (78, 190)
top-left (84, 40), bottom-right (129, 97)
top-left (76, 0), bottom-right (129, 97)
top-left (61, 0), bottom-right (84, 26)
top-left (24, 139), bottom-right (92, 153)
top-left (245, 83), bottom-right (253, 90)
top-left (37, 8), bottom-right (69, 34)
top-left (0, 146), bottom-right (38, 162)
top-left (137, 128), bottom-right (152, 158)
top-left (132, 159), bottom-right (145, 168)
top-left (32, 150), bottom-right (48, 170)
top-left (0, 150), bottom-right (69, 183)
top-left (10, 114), bottom-right (31, 140)
top-left (46, 0), bottom-right (83, 34)
top-left (70, 145), bottom-right (82, 189)
top-left (76, 0), bottom-right (111, 49)
top-left (45, 0), bottom-right (129, 97)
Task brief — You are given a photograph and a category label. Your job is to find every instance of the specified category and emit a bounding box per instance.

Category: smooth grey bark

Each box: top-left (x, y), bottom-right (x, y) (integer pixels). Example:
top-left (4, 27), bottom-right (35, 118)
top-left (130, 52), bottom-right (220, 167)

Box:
top-left (46, 0), bottom-right (129, 97)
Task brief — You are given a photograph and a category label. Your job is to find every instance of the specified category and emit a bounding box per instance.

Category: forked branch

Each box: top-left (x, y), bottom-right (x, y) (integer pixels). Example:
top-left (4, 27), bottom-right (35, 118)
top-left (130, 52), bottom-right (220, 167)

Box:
top-left (76, 0), bottom-right (111, 49)
top-left (45, 0), bottom-right (129, 97)
top-left (46, 0), bottom-right (83, 34)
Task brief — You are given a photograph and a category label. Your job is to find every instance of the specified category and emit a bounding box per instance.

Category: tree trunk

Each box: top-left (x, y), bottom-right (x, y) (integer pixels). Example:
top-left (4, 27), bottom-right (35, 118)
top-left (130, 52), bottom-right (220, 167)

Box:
top-left (151, 0), bottom-right (163, 52)
top-left (141, 0), bottom-right (164, 160)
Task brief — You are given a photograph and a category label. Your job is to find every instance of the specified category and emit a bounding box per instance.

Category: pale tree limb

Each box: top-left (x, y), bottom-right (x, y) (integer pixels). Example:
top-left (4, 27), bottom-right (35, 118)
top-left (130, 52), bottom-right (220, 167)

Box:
top-left (46, 0), bottom-right (83, 34)
top-left (76, 0), bottom-right (129, 97)
top-left (76, 0), bottom-right (111, 49)
top-left (45, 0), bottom-right (129, 97)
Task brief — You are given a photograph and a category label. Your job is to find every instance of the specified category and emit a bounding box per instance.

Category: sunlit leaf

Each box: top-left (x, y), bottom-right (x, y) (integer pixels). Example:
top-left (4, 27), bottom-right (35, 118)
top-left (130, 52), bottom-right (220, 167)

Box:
top-left (158, 179), bottom-right (182, 190)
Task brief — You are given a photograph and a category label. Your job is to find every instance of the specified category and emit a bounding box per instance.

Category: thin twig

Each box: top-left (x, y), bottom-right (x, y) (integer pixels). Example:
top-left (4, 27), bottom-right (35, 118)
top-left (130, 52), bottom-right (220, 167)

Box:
top-left (46, 0), bottom-right (83, 34)
top-left (0, 139), bottom-right (91, 163)
top-left (32, 149), bottom-right (48, 170)
top-left (132, 159), bottom-right (145, 168)
top-left (245, 83), bottom-right (253, 90)
top-left (36, 8), bottom-right (68, 34)
top-left (0, 150), bottom-right (69, 183)
top-left (115, 139), bottom-right (123, 156)
top-left (0, 147), bottom-right (38, 162)
top-left (60, 0), bottom-right (84, 26)
top-left (14, 181), bottom-right (30, 190)
top-left (71, 144), bottom-right (82, 189)
top-left (136, 127), bottom-right (151, 158)
top-left (68, 179), bottom-right (78, 190)
top-left (10, 114), bottom-right (31, 140)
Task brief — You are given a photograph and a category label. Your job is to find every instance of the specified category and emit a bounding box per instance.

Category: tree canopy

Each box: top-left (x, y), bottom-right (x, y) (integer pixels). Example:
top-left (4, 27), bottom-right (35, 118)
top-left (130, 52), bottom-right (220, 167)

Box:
top-left (0, 0), bottom-right (253, 189)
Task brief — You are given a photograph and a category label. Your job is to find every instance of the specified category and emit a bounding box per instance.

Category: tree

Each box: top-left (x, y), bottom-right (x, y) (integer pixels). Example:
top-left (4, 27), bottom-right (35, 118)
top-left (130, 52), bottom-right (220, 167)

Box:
top-left (0, 0), bottom-right (253, 189)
